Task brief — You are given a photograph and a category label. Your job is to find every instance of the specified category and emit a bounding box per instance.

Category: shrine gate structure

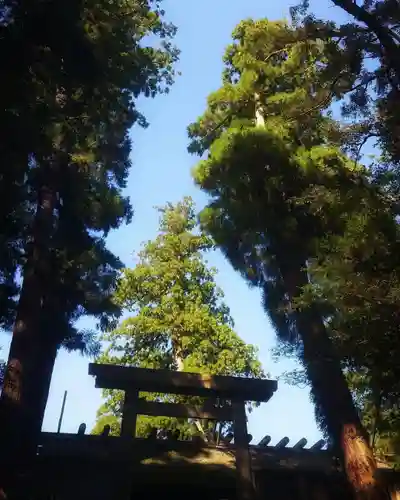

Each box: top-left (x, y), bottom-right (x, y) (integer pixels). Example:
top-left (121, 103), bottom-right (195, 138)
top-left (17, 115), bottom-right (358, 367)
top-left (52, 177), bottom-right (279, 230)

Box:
top-left (89, 363), bottom-right (278, 500)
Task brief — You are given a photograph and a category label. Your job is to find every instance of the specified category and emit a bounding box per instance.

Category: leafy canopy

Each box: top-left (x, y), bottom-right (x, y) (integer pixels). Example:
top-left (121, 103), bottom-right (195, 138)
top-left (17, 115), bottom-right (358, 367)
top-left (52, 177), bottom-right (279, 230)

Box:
top-left (288, 0), bottom-right (400, 464)
top-left (93, 198), bottom-right (264, 438)
top-left (0, 0), bottom-right (179, 349)
top-left (187, 17), bottom-right (389, 451)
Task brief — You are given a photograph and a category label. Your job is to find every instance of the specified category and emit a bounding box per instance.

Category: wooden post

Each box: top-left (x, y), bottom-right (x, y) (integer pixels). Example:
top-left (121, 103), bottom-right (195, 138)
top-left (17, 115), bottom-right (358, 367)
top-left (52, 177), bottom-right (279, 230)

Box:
top-left (233, 400), bottom-right (254, 500)
top-left (121, 389), bottom-right (138, 438)
top-left (298, 475), bottom-right (309, 500)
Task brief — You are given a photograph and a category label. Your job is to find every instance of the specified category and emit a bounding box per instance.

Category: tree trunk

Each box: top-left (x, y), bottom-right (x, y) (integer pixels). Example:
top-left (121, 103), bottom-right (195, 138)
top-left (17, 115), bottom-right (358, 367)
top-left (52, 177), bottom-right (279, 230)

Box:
top-left (0, 185), bottom-right (58, 495)
top-left (279, 260), bottom-right (387, 500)
top-left (174, 351), bottom-right (185, 372)
top-left (172, 342), bottom-right (208, 440)
top-left (253, 69), bottom-right (387, 500)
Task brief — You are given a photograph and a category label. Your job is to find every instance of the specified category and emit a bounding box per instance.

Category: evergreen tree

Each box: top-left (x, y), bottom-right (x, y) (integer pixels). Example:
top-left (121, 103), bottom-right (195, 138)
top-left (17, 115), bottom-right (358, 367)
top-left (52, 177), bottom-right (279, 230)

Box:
top-left (188, 18), bottom-right (387, 499)
top-left (272, 164), bottom-right (400, 466)
top-left (0, 0), bottom-right (178, 485)
top-left (296, 158), bottom-right (400, 467)
top-left (288, 0), bottom-right (400, 468)
top-left (93, 198), bottom-right (264, 440)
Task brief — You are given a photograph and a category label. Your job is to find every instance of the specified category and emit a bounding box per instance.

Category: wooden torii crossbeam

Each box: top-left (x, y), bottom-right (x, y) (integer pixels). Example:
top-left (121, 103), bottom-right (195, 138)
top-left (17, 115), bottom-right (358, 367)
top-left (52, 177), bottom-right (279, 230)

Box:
top-left (89, 363), bottom-right (277, 500)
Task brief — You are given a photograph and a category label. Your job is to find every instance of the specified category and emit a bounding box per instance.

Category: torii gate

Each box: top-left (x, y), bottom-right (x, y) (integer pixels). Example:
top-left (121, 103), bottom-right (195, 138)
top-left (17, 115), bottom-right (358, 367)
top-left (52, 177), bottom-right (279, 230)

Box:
top-left (89, 363), bottom-right (277, 500)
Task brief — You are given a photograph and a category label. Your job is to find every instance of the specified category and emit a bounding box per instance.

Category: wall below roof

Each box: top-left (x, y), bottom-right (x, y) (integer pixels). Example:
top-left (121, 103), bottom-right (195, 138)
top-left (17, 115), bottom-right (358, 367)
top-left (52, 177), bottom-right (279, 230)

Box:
top-left (29, 433), bottom-right (353, 500)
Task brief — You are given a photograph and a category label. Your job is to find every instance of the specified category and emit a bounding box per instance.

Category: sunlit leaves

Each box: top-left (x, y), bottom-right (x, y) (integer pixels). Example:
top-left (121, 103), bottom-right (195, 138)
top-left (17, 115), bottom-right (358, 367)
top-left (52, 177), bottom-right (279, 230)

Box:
top-left (94, 198), bottom-right (264, 438)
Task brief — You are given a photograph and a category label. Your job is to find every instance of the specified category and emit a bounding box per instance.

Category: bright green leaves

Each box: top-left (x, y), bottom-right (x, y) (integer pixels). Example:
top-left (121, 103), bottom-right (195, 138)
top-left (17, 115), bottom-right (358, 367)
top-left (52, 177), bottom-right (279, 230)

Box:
top-left (193, 8), bottom-right (400, 464)
top-left (94, 198), bottom-right (264, 438)
top-left (187, 15), bottom-right (394, 454)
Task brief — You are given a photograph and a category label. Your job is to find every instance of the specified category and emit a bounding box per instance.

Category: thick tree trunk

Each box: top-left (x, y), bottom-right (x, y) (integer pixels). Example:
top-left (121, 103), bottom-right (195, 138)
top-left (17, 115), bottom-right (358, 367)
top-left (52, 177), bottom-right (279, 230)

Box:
top-left (279, 261), bottom-right (388, 500)
top-left (253, 60), bottom-right (387, 500)
top-left (0, 317), bottom-right (58, 469)
top-left (0, 186), bottom-right (58, 495)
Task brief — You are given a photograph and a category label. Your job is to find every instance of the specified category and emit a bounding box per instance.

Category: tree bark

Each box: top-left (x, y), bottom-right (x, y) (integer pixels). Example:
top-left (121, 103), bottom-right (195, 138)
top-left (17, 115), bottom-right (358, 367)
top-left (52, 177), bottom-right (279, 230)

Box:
top-left (279, 260), bottom-right (388, 500)
top-left (172, 342), bottom-right (209, 440)
top-left (173, 351), bottom-right (185, 372)
top-left (0, 185), bottom-right (58, 495)
top-left (253, 52), bottom-right (388, 500)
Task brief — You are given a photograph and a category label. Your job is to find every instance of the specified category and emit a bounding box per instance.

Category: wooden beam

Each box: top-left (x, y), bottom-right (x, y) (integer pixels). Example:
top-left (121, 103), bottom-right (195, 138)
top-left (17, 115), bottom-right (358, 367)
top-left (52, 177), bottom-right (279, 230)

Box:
top-left (293, 438), bottom-right (308, 450)
top-left (233, 400), bottom-right (255, 500)
top-left (136, 399), bottom-right (234, 421)
top-left (77, 423), bottom-right (86, 435)
top-left (310, 439), bottom-right (325, 451)
top-left (275, 437), bottom-right (289, 449)
top-left (257, 435), bottom-right (271, 447)
top-left (121, 389), bottom-right (138, 438)
top-left (89, 363), bottom-right (277, 402)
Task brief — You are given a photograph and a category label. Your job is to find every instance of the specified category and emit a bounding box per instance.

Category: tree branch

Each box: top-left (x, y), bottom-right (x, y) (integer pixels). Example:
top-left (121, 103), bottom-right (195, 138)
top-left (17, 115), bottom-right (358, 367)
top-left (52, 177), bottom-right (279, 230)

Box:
top-left (331, 0), bottom-right (400, 81)
top-left (332, 0), bottom-right (400, 43)
top-left (354, 131), bottom-right (378, 167)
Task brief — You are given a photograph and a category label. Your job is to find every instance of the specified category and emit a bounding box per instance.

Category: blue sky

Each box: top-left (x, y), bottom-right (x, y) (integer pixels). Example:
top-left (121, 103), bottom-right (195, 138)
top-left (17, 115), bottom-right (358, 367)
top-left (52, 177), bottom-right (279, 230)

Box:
top-left (1, 0), bottom-right (351, 446)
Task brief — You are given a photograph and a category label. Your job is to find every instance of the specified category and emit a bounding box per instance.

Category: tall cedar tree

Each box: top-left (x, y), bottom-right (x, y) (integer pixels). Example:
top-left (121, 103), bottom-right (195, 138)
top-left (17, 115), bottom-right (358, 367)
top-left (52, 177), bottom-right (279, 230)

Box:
top-left (298, 187), bottom-right (400, 465)
top-left (188, 18), bottom-right (387, 499)
top-left (92, 198), bottom-right (264, 440)
top-left (289, 0), bottom-right (400, 466)
top-left (272, 166), bottom-right (400, 465)
top-left (0, 0), bottom-right (178, 484)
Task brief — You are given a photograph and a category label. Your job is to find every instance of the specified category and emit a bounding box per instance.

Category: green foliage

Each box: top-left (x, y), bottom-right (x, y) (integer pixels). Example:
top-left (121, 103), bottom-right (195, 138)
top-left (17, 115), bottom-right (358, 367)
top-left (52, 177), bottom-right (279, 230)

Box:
top-left (187, 19), bottom-right (389, 472)
top-left (286, 0), bottom-right (400, 463)
top-left (188, 17), bottom-right (358, 331)
top-left (93, 198), bottom-right (264, 439)
top-left (188, 18), bottom-right (340, 157)
top-left (298, 175), bottom-right (400, 461)
top-left (0, 0), bottom-right (178, 348)
top-left (210, 3), bottom-right (400, 465)
top-left (0, 0), bottom-right (179, 462)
